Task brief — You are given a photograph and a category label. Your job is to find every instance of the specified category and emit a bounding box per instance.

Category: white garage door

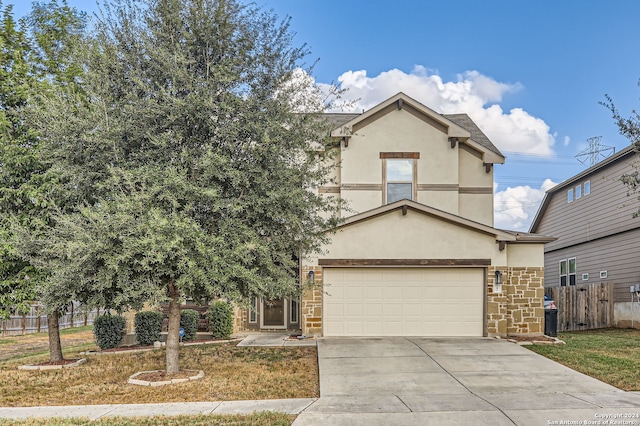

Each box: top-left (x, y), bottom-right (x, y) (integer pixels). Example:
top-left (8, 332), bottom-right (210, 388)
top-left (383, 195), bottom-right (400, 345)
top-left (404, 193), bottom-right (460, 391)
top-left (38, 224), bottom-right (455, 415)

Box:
top-left (323, 268), bottom-right (484, 337)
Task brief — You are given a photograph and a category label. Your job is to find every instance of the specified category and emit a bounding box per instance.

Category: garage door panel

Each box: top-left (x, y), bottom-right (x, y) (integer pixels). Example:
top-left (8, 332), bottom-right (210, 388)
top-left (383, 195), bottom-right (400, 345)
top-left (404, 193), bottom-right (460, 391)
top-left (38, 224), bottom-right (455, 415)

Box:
top-left (383, 303), bottom-right (403, 316)
top-left (362, 269), bottom-right (383, 281)
top-left (365, 303), bottom-right (382, 316)
top-left (364, 286), bottom-right (382, 299)
top-left (323, 268), bottom-right (484, 337)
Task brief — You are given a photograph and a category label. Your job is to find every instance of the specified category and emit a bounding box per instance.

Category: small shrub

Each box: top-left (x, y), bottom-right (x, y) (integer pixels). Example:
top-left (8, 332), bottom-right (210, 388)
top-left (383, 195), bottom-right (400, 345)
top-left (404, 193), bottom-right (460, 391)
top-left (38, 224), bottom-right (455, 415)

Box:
top-left (208, 300), bottom-right (234, 339)
top-left (180, 309), bottom-right (199, 341)
top-left (134, 311), bottom-right (163, 346)
top-left (93, 314), bottom-right (126, 350)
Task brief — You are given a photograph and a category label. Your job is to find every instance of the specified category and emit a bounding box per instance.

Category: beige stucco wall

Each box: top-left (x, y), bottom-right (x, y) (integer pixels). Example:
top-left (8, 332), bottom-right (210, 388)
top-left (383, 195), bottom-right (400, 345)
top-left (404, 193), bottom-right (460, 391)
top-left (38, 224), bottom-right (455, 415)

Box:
top-left (314, 208), bottom-right (505, 264)
top-left (506, 243), bottom-right (545, 267)
top-left (458, 148), bottom-right (493, 187)
top-left (340, 109), bottom-right (460, 214)
top-left (457, 147), bottom-right (494, 225)
top-left (417, 190), bottom-right (458, 215)
top-left (341, 190), bottom-right (381, 215)
top-left (459, 193), bottom-right (493, 226)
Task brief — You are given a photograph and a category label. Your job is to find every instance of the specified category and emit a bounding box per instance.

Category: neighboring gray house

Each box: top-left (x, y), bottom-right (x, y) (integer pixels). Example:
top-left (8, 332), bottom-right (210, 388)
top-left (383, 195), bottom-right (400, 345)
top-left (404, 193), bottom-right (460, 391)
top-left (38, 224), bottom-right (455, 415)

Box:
top-left (530, 145), bottom-right (640, 327)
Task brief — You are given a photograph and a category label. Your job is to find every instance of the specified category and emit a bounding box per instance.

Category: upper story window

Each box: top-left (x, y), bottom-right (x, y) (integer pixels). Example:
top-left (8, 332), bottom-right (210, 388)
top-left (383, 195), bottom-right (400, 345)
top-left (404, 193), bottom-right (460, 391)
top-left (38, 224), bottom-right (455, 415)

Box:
top-left (568, 182), bottom-right (591, 203)
top-left (387, 159), bottom-right (413, 202)
top-left (381, 152), bottom-right (418, 204)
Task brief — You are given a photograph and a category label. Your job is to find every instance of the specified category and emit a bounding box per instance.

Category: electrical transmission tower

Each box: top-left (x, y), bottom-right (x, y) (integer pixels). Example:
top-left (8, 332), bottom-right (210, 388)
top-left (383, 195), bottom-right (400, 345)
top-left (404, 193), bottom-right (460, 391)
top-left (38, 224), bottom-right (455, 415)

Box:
top-left (575, 136), bottom-right (615, 166)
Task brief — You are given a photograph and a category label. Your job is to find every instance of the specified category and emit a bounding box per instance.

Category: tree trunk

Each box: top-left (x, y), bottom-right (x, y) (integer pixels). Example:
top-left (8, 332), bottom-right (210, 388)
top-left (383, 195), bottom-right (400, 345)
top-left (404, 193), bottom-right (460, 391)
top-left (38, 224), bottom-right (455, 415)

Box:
top-left (165, 281), bottom-right (180, 373)
top-left (48, 312), bottom-right (64, 362)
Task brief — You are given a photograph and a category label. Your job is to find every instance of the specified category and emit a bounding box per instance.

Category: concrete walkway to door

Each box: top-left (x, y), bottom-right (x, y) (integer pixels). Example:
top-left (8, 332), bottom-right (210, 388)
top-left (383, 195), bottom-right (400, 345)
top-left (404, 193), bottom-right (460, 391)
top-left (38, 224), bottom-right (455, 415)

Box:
top-left (293, 337), bottom-right (640, 425)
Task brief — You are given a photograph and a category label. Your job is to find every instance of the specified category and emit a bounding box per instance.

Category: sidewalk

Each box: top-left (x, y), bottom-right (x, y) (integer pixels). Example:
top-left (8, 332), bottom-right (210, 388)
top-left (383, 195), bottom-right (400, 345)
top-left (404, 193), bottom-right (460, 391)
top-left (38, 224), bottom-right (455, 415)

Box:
top-left (0, 399), bottom-right (316, 420)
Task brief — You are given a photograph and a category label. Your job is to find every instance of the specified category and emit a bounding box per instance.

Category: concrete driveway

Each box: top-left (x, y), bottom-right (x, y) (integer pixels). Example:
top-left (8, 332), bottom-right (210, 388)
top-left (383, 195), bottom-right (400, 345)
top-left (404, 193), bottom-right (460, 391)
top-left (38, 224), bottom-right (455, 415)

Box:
top-left (294, 337), bottom-right (640, 425)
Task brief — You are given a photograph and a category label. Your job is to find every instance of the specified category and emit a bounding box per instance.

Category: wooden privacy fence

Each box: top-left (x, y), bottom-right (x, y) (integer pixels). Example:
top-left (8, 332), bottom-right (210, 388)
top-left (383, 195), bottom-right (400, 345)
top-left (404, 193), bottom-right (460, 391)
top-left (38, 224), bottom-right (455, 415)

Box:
top-left (545, 282), bottom-right (614, 332)
top-left (1, 303), bottom-right (100, 336)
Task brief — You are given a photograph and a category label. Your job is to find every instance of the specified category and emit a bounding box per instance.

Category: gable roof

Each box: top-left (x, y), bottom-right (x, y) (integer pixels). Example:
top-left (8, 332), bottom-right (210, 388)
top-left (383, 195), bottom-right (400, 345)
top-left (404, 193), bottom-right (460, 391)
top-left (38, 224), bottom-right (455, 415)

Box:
top-left (326, 92), bottom-right (504, 164)
top-left (443, 113), bottom-right (503, 159)
top-left (334, 199), bottom-right (554, 243)
top-left (529, 145), bottom-right (636, 233)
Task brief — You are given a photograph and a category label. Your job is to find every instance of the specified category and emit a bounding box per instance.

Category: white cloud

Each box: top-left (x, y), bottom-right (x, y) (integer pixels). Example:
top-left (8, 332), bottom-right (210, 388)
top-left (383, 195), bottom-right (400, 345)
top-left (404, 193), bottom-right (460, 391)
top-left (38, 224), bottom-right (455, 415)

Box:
top-left (494, 179), bottom-right (557, 231)
top-left (320, 67), bottom-right (556, 155)
top-left (278, 68), bottom-right (326, 113)
top-left (563, 136), bottom-right (571, 146)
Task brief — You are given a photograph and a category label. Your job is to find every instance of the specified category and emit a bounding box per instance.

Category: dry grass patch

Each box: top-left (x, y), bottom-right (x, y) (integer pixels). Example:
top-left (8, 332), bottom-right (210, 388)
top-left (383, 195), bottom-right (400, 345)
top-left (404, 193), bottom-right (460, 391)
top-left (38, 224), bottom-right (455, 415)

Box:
top-left (0, 326), bottom-right (96, 363)
top-left (0, 412), bottom-right (295, 425)
top-left (1, 339), bottom-right (318, 406)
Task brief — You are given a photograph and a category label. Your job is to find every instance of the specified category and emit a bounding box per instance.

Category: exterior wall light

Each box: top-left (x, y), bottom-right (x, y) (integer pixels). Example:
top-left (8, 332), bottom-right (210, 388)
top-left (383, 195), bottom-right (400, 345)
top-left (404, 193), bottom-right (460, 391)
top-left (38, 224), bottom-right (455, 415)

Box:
top-left (307, 270), bottom-right (315, 284)
top-left (494, 270), bottom-right (503, 294)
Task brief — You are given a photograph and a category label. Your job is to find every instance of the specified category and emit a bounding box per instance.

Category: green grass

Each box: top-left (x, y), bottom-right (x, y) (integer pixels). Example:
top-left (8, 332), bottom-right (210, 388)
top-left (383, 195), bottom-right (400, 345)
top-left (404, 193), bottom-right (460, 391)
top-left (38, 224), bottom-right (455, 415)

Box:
top-left (528, 328), bottom-right (640, 391)
top-left (0, 412), bottom-right (295, 425)
top-left (60, 325), bottom-right (94, 335)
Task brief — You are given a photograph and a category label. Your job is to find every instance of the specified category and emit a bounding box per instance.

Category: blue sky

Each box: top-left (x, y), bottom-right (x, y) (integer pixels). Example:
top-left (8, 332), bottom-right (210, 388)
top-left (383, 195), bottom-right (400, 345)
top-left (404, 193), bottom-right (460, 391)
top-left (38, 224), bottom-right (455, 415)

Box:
top-left (8, 0), bottom-right (640, 231)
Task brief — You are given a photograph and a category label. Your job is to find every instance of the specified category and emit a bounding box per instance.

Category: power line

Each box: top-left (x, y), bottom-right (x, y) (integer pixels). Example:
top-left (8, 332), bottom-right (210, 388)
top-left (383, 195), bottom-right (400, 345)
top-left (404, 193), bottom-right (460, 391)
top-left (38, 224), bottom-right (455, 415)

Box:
top-left (574, 136), bottom-right (615, 166)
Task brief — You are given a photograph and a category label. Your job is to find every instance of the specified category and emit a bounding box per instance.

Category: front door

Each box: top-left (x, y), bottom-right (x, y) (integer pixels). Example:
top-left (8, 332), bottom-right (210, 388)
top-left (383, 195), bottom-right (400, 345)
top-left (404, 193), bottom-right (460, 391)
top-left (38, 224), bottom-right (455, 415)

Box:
top-left (261, 299), bottom-right (287, 329)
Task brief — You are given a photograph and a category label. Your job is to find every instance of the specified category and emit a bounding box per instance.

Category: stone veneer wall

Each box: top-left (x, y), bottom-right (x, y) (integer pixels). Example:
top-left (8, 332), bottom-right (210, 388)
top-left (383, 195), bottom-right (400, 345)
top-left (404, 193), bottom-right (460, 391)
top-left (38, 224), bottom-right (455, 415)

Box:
top-left (233, 305), bottom-right (247, 334)
top-left (487, 266), bottom-right (545, 337)
top-left (301, 265), bottom-right (323, 337)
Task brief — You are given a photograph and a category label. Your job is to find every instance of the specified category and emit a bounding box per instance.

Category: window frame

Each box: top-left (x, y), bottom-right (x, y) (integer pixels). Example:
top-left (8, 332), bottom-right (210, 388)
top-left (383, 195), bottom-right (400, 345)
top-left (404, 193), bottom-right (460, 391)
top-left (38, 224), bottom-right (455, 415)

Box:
top-left (290, 299), bottom-right (299, 324)
top-left (584, 180), bottom-right (591, 195)
top-left (381, 152), bottom-right (419, 204)
top-left (575, 184), bottom-right (582, 199)
top-left (559, 260), bottom-right (567, 286)
top-left (568, 257), bottom-right (577, 286)
top-left (249, 297), bottom-right (258, 323)
top-left (567, 188), bottom-right (574, 203)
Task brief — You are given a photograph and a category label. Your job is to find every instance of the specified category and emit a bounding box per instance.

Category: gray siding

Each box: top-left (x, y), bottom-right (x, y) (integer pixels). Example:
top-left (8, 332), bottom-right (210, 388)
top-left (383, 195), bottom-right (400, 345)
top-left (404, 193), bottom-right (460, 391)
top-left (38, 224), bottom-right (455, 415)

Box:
top-left (543, 224), bottom-right (640, 303)
top-left (536, 151), bottom-right (640, 304)
top-left (536, 153), bottom-right (640, 252)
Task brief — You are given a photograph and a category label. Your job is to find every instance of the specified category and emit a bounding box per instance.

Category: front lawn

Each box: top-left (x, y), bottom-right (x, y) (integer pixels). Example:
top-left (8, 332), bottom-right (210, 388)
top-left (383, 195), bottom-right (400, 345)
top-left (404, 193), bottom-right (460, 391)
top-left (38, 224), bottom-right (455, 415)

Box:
top-left (0, 328), bottom-right (319, 407)
top-left (527, 328), bottom-right (640, 391)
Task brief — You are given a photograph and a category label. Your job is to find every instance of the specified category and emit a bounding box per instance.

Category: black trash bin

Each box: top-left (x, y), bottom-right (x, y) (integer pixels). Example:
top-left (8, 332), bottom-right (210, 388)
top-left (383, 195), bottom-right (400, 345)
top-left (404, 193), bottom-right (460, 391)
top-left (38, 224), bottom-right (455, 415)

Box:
top-left (544, 308), bottom-right (558, 337)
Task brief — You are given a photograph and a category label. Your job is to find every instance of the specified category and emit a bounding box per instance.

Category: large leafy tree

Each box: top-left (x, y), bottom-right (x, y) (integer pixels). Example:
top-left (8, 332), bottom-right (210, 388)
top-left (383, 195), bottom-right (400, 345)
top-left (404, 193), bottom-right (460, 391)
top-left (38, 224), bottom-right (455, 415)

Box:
top-left (604, 82), bottom-right (640, 217)
top-left (0, 0), bottom-right (86, 361)
top-left (0, 2), bottom-right (38, 320)
top-left (26, 0), bottom-right (340, 373)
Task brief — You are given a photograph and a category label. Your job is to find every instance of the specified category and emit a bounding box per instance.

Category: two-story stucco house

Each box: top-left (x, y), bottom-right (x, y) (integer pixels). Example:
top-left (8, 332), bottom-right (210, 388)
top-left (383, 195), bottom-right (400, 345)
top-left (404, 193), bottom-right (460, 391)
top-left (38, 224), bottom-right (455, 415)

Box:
top-left (530, 145), bottom-right (640, 328)
top-left (235, 93), bottom-right (553, 338)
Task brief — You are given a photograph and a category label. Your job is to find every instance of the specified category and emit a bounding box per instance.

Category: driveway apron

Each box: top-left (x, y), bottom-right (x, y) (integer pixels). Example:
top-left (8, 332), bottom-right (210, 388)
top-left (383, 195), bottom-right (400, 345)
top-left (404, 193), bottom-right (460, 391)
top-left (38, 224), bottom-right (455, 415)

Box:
top-left (294, 337), bottom-right (640, 425)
